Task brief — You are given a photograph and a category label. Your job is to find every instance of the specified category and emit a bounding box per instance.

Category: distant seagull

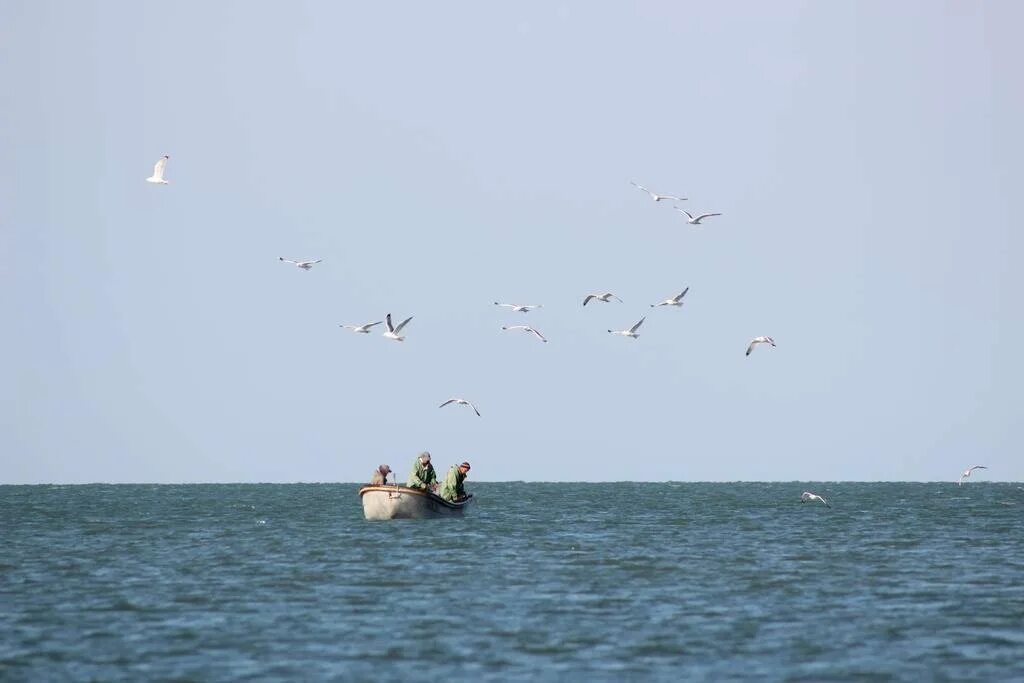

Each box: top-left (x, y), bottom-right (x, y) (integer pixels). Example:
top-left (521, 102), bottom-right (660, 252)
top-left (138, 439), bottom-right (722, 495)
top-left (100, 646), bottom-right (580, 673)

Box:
top-left (958, 465), bottom-right (988, 486)
top-left (651, 287), bottom-right (689, 308)
top-left (746, 336), bottom-right (776, 356)
top-left (501, 325), bottom-right (547, 343)
top-left (801, 491), bottom-right (831, 507)
top-left (494, 302), bottom-right (542, 313)
top-left (439, 398), bottom-right (481, 417)
top-left (583, 292), bottom-right (623, 306)
top-left (279, 257), bottom-right (322, 270)
top-left (673, 207), bottom-right (721, 225)
top-left (340, 321), bottom-right (383, 334)
top-left (146, 155), bottom-right (170, 184)
top-left (383, 313), bottom-right (414, 342)
top-left (631, 181), bottom-right (686, 203)
top-left (608, 316), bottom-right (645, 339)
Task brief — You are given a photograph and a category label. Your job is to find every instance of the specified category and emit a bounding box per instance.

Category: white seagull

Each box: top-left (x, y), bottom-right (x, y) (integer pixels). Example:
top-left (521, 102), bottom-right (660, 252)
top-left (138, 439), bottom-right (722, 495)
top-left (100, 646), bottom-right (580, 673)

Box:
top-left (494, 302), bottom-right (542, 313)
top-left (438, 398), bottom-right (481, 417)
top-left (583, 292), bottom-right (623, 306)
top-left (631, 181), bottom-right (686, 203)
top-left (608, 316), bottom-right (645, 339)
top-left (145, 155), bottom-right (170, 184)
top-left (801, 491), bottom-right (831, 507)
top-left (382, 313), bottom-right (414, 342)
top-left (958, 465), bottom-right (988, 486)
top-left (340, 320), bottom-right (384, 334)
top-left (279, 257), bottom-right (323, 270)
top-left (501, 325), bottom-right (547, 343)
top-left (651, 287), bottom-right (689, 308)
top-left (673, 207), bottom-right (721, 225)
top-left (746, 336), bottom-right (776, 356)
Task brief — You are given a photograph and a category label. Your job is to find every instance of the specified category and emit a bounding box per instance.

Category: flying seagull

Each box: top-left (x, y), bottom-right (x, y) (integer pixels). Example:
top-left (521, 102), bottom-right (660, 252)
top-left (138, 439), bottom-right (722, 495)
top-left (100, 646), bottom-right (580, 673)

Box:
top-left (630, 181), bottom-right (686, 203)
top-left (383, 313), bottom-right (414, 341)
top-left (279, 257), bottom-right (322, 270)
top-left (958, 465), bottom-right (988, 486)
top-left (501, 325), bottom-right (547, 343)
top-left (439, 398), bottom-right (481, 417)
top-left (608, 316), bottom-right (645, 339)
top-left (494, 302), bottom-right (542, 313)
top-left (801, 491), bottom-right (830, 507)
top-left (673, 207), bottom-right (721, 225)
top-left (651, 287), bottom-right (689, 308)
top-left (746, 336), bottom-right (776, 356)
top-left (146, 155), bottom-right (170, 184)
top-left (583, 292), bottom-right (623, 306)
top-left (340, 321), bottom-right (384, 334)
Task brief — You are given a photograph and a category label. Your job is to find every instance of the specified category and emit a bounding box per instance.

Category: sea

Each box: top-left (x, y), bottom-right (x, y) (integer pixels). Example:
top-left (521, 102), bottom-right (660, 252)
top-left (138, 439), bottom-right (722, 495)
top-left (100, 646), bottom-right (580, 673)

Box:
top-left (1, 482), bottom-right (1022, 681)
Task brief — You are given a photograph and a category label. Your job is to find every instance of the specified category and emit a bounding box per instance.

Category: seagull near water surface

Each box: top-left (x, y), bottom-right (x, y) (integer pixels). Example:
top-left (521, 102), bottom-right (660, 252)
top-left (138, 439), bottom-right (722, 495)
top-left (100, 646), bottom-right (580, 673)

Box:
top-left (438, 398), bottom-right (481, 417)
top-left (651, 287), bottom-right (689, 308)
top-left (279, 257), bottom-right (323, 270)
top-left (501, 325), bottom-right (548, 343)
top-left (957, 465), bottom-right (987, 486)
top-left (582, 292), bottom-right (623, 306)
top-left (608, 316), bottom-right (645, 339)
top-left (340, 320), bottom-right (384, 334)
top-left (801, 491), bottom-right (831, 507)
top-left (494, 302), bottom-right (542, 313)
top-left (630, 181), bottom-right (686, 203)
top-left (145, 155), bottom-right (170, 184)
top-left (673, 206), bottom-right (721, 225)
top-left (383, 313), bottom-right (414, 342)
top-left (746, 336), bottom-right (776, 356)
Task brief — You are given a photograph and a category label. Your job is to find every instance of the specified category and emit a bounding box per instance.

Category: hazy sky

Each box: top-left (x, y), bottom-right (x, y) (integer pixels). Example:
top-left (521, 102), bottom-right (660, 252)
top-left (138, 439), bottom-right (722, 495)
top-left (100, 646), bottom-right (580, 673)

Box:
top-left (3, 2), bottom-right (1021, 484)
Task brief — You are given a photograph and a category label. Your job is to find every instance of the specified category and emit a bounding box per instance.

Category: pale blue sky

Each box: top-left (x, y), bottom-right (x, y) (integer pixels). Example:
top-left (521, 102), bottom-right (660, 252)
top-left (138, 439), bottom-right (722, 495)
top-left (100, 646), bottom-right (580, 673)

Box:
top-left (3, 2), bottom-right (1021, 483)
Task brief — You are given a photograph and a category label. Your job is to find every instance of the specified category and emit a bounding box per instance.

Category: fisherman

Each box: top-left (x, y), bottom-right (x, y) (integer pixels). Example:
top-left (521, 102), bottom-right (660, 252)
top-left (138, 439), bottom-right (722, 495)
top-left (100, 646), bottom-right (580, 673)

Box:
top-left (369, 464), bottom-right (392, 486)
top-left (406, 451), bottom-right (438, 491)
top-left (440, 462), bottom-right (471, 502)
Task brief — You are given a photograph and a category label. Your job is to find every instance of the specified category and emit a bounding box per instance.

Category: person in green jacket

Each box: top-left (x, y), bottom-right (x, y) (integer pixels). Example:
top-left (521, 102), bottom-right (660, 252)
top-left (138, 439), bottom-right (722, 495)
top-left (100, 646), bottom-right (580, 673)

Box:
top-left (440, 462), bottom-right (471, 502)
top-left (406, 451), bottom-right (438, 491)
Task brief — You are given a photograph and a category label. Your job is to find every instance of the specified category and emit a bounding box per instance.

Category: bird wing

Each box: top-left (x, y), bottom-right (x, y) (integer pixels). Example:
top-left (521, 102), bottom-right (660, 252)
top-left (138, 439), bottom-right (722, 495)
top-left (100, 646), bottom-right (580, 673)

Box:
top-left (630, 317), bottom-right (645, 333)
top-left (363, 321), bottom-right (383, 329)
top-left (697, 213), bottom-right (722, 221)
top-left (745, 341), bottom-right (756, 356)
top-left (385, 313), bottom-right (395, 332)
top-left (610, 293), bottom-right (623, 302)
top-left (660, 195), bottom-right (686, 202)
top-left (630, 181), bottom-right (651, 195)
top-left (529, 327), bottom-right (547, 342)
top-left (439, 399), bottom-right (456, 408)
top-left (675, 287), bottom-right (689, 302)
top-left (495, 302), bottom-right (515, 308)
top-left (583, 295), bottom-right (595, 306)
top-left (469, 401), bottom-right (481, 416)
top-left (970, 465), bottom-right (988, 471)
top-left (151, 156), bottom-right (168, 180)
top-left (394, 316), bottom-right (413, 333)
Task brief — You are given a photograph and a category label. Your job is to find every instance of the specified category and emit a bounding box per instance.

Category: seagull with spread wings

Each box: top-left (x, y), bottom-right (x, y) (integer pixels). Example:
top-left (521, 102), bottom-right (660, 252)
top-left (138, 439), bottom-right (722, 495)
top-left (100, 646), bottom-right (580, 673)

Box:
top-left (608, 316), bottom-right (645, 339)
top-left (146, 155), bottom-right (170, 184)
top-left (439, 398), bottom-right (481, 417)
top-left (279, 257), bottom-right (323, 270)
top-left (501, 325), bottom-right (548, 343)
top-left (494, 302), bottom-right (542, 313)
top-left (340, 321), bottom-right (384, 334)
top-left (383, 313), bottom-right (414, 342)
top-left (582, 292), bottom-right (623, 306)
top-left (958, 465), bottom-right (988, 486)
top-left (631, 181), bottom-right (686, 202)
top-left (651, 287), bottom-right (689, 308)
top-left (673, 206), bottom-right (721, 225)
top-left (801, 491), bottom-right (830, 507)
top-left (746, 336), bottom-right (776, 356)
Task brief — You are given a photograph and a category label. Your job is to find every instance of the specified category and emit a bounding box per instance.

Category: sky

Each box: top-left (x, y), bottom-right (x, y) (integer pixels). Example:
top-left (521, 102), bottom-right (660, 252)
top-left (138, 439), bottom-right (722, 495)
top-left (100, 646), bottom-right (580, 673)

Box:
top-left (2, 1), bottom-right (1022, 484)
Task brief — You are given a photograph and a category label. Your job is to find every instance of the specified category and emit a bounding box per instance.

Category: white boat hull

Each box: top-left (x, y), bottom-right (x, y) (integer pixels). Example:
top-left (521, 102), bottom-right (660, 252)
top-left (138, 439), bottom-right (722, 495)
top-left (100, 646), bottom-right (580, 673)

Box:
top-left (359, 485), bottom-right (472, 520)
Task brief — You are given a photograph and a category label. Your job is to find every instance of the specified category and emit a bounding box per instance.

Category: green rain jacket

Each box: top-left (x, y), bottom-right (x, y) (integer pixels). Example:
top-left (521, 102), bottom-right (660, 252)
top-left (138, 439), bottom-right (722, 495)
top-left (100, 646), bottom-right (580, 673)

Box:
top-left (439, 465), bottom-right (467, 502)
top-left (407, 458), bottom-right (437, 490)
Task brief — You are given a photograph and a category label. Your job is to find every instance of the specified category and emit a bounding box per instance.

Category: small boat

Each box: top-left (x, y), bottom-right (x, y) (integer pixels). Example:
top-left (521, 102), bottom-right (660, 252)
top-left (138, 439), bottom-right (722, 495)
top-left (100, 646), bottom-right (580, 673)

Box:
top-left (359, 485), bottom-right (473, 520)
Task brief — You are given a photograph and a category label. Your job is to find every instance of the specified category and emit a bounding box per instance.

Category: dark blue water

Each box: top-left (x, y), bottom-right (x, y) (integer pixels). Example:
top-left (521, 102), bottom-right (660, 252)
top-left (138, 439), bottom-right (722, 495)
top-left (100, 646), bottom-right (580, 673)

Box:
top-left (2, 483), bottom-right (1022, 681)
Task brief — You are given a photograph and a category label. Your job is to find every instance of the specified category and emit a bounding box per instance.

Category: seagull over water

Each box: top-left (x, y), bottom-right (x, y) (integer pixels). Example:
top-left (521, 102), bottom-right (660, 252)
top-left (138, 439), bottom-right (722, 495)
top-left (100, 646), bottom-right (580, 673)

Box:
top-left (746, 336), bottom-right (776, 356)
top-left (340, 320), bottom-right (384, 334)
top-left (494, 302), bottom-right (542, 313)
top-left (631, 181), bottom-right (686, 203)
top-left (383, 313), bottom-right (414, 342)
top-left (958, 465), bottom-right (988, 486)
top-left (651, 287), bottom-right (689, 308)
top-left (583, 292), bottom-right (623, 306)
top-left (439, 398), bottom-right (481, 417)
top-left (501, 325), bottom-right (548, 343)
top-left (608, 316), bottom-right (645, 339)
top-left (279, 257), bottom-right (323, 270)
top-left (146, 155), bottom-right (170, 184)
top-left (673, 206), bottom-right (722, 225)
top-left (801, 491), bottom-right (831, 507)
